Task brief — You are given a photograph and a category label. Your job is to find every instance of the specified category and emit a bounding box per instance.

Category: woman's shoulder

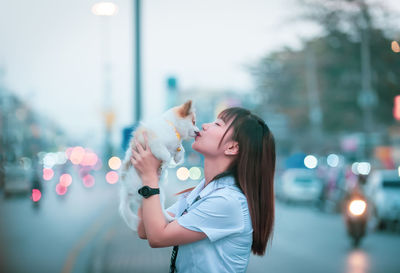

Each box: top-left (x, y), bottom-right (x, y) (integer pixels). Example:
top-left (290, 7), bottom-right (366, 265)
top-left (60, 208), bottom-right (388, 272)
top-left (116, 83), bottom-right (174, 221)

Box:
top-left (213, 176), bottom-right (245, 196)
top-left (208, 181), bottom-right (247, 207)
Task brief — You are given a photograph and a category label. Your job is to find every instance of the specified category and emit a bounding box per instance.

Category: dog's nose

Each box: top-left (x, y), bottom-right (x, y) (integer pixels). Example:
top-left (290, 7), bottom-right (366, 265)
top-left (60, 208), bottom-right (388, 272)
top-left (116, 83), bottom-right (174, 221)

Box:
top-left (194, 126), bottom-right (200, 136)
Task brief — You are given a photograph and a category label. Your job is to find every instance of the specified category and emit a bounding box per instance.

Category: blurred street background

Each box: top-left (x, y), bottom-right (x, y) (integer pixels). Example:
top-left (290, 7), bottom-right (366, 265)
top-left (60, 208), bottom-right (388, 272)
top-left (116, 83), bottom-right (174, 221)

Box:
top-left (1, 0), bottom-right (400, 272)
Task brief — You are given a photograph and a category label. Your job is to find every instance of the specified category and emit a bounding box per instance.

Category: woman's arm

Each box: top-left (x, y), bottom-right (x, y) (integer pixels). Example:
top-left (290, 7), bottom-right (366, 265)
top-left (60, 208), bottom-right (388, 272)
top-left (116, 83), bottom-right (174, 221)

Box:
top-left (137, 204), bottom-right (176, 240)
top-left (141, 175), bottom-right (206, 248)
top-left (137, 206), bottom-right (147, 239)
top-left (131, 134), bottom-right (206, 248)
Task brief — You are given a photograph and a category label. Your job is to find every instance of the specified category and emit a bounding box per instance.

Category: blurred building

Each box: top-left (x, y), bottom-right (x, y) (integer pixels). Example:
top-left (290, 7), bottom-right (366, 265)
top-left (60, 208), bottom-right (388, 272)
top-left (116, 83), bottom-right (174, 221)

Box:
top-left (0, 85), bottom-right (67, 192)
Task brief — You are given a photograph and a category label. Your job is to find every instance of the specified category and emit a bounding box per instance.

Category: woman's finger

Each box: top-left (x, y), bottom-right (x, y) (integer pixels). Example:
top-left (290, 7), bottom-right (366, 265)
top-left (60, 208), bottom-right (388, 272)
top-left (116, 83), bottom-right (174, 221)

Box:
top-left (131, 146), bottom-right (140, 160)
top-left (136, 139), bottom-right (145, 153)
top-left (143, 131), bottom-right (150, 151)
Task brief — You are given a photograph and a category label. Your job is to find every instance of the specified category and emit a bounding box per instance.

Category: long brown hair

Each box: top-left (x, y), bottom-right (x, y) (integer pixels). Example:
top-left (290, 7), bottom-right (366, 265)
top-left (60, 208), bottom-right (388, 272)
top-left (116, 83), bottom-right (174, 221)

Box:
top-left (216, 107), bottom-right (276, 256)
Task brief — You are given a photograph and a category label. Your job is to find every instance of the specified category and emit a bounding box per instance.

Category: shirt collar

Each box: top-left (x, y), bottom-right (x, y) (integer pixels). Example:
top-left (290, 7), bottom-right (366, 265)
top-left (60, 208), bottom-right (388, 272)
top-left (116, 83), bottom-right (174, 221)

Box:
top-left (186, 175), bottom-right (236, 205)
top-left (185, 179), bottom-right (205, 205)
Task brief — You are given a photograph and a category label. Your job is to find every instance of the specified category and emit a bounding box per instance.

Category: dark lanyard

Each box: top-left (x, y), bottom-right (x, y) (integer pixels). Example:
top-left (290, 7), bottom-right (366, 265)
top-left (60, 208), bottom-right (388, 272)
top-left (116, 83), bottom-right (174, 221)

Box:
top-left (169, 195), bottom-right (201, 273)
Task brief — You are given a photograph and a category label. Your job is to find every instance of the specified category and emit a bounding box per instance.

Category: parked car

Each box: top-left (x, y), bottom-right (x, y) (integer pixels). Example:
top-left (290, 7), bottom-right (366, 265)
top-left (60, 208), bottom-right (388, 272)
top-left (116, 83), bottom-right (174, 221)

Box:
top-left (365, 170), bottom-right (400, 230)
top-left (3, 164), bottom-right (33, 197)
top-left (277, 168), bottom-right (323, 204)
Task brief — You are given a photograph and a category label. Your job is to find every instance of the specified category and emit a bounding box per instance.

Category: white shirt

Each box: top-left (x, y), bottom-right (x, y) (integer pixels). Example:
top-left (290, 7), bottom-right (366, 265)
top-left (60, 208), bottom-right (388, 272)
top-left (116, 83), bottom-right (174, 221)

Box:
top-left (167, 175), bottom-right (253, 273)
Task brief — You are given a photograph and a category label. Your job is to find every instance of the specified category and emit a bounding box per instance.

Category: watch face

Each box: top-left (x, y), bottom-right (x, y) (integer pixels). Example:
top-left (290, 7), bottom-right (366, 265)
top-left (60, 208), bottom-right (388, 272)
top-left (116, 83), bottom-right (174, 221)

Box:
top-left (141, 186), bottom-right (150, 196)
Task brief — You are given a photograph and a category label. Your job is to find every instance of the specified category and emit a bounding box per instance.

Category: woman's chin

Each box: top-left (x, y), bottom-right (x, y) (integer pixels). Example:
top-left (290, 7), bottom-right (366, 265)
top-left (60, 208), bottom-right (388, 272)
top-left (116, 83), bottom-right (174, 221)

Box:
top-left (191, 141), bottom-right (201, 152)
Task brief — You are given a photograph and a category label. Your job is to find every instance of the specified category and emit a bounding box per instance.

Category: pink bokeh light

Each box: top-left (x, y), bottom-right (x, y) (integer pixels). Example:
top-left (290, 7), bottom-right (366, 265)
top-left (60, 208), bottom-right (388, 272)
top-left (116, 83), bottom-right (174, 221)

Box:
top-left (70, 146), bottom-right (85, 165)
top-left (56, 184), bottom-right (68, 195)
top-left (31, 189), bottom-right (42, 202)
top-left (80, 152), bottom-right (98, 167)
top-left (59, 174), bottom-right (72, 187)
top-left (79, 167), bottom-right (90, 178)
top-left (83, 174), bottom-right (95, 188)
top-left (106, 171), bottom-right (119, 184)
top-left (43, 168), bottom-right (54, 181)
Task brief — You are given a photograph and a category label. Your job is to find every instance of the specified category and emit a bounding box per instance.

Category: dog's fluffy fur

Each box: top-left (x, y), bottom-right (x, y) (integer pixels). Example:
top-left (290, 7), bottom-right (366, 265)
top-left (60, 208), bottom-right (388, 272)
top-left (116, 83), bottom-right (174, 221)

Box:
top-left (119, 100), bottom-right (199, 231)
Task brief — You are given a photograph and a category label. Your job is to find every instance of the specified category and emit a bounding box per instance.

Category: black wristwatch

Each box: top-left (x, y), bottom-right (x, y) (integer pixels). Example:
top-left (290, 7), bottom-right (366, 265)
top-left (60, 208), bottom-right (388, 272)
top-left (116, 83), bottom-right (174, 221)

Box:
top-left (138, 186), bottom-right (160, 198)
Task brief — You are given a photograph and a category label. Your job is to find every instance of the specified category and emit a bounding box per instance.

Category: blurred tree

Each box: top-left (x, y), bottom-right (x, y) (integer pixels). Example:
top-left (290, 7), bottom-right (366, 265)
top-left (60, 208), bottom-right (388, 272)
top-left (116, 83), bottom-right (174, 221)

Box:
top-left (253, 0), bottom-right (400, 148)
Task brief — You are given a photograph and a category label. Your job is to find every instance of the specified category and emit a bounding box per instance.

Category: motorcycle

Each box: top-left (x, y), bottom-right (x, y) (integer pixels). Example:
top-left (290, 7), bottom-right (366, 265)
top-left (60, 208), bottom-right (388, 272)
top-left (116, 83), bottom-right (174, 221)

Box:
top-left (343, 190), bottom-right (368, 247)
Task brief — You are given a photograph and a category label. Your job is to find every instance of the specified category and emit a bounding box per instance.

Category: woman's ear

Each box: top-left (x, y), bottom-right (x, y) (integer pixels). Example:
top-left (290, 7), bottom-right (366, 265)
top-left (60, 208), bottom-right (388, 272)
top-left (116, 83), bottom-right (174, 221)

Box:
top-left (224, 141), bottom-right (239, 156)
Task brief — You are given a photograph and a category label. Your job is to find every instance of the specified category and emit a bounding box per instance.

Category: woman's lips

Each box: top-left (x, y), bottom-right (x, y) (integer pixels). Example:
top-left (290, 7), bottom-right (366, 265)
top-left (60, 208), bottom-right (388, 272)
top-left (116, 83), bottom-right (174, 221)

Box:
top-left (195, 133), bottom-right (201, 140)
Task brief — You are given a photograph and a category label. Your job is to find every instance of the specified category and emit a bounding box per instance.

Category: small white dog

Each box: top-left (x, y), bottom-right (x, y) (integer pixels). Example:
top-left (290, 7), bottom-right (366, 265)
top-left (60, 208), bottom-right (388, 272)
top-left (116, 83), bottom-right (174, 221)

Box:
top-left (119, 100), bottom-right (199, 231)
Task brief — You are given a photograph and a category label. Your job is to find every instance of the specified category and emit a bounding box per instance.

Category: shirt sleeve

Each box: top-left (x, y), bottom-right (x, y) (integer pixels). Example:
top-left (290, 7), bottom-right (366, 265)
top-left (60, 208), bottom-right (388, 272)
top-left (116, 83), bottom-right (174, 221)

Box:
top-left (166, 199), bottom-right (180, 217)
top-left (177, 194), bottom-right (244, 242)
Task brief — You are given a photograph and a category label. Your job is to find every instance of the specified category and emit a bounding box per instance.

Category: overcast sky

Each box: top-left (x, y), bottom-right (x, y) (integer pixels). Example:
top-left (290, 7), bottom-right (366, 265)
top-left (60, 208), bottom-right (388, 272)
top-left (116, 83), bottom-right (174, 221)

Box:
top-left (0, 0), bottom-right (398, 149)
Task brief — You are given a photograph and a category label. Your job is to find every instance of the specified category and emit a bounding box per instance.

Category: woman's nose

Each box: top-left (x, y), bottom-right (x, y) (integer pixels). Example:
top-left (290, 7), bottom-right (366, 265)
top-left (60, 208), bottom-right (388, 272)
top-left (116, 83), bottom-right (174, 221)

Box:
top-left (202, 123), bottom-right (209, 130)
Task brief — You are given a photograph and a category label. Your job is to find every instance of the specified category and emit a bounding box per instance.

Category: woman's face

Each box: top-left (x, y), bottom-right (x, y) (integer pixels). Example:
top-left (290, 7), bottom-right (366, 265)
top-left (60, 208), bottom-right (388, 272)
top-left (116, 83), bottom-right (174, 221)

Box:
top-left (192, 117), bottom-right (234, 157)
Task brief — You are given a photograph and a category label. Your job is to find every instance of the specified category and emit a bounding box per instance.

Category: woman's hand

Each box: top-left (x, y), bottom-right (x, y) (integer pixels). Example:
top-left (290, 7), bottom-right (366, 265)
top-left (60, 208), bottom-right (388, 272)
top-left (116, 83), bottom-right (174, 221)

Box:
top-left (130, 132), bottom-right (162, 187)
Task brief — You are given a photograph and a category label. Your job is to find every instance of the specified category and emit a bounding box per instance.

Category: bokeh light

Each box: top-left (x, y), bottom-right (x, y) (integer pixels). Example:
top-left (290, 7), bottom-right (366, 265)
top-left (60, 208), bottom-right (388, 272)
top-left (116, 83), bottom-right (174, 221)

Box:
top-left (43, 153), bottom-right (57, 168)
top-left (108, 156), bottom-right (122, 170)
top-left (31, 189), bottom-right (42, 202)
top-left (59, 174), bottom-right (72, 187)
top-left (56, 151), bottom-right (68, 165)
top-left (349, 200), bottom-right (367, 216)
top-left (91, 2), bottom-right (118, 16)
top-left (351, 162), bottom-right (359, 175)
top-left (43, 168), bottom-right (54, 181)
top-left (327, 154), bottom-right (339, 167)
top-left (106, 171), bottom-right (119, 184)
top-left (189, 167), bottom-right (202, 180)
top-left (79, 167), bottom-right (90, 179)
top-left (346, 250), bottom-right (369, 273)
top-left (37, 151), bottom-right (47, 164)
top-left (176, 167), bottom-right (190, 181)
top-left (304, 155), bottom-right (318, 169)
top-left (83, 174), bottom-right (95, 188)
top-left (357, 162), bottom-right (371, 176)
top-left (70, 146), bottom-right (85, 165)
top-left (56, 184), bottom-right (68, 195)
top-left (392, 41), bottom-right (400, 53)
top-left (81, 151), bottom-right (98, 167)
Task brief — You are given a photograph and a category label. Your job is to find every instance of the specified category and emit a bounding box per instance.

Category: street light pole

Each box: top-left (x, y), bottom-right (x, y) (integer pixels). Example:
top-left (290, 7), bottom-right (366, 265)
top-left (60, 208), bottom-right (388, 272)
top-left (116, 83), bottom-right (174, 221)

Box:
top-left (92, 2), bottom-right (118, 161)
top-left (305, 45), bottom-right (323, 150)
top-left (120, 0), bottom-right (142, 153)
top-left (357, 5), bottom-right (378, 160)
top-left (134, 0), bottom-right (142, 123)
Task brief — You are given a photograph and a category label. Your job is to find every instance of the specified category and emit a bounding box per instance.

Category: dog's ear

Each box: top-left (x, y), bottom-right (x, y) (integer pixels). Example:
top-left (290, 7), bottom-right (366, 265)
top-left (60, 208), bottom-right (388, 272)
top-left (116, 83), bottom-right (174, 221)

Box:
top-left (178, 100), bottom-right (192, 117)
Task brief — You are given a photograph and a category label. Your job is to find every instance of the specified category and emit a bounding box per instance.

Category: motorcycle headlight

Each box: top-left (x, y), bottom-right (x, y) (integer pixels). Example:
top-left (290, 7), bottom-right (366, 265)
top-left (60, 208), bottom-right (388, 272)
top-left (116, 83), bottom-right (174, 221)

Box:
top-left (349, 199), bottom-right (367, 216)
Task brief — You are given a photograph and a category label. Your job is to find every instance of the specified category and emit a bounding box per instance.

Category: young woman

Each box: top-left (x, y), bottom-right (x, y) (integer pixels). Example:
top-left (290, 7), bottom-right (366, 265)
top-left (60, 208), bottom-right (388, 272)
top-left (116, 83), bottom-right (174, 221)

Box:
top-left (131, 107), bottom-right (276, 273)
